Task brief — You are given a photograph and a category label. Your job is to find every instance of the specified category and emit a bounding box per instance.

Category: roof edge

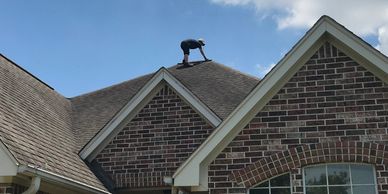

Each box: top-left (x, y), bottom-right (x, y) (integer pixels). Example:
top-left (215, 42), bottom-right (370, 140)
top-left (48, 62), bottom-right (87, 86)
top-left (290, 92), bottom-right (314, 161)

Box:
top-left (172, 14), bottom-right (328, 188)
top-left (18, 164), bottom-right (110, 194)
top-left (79, 67), bottom-right (165, 160)
top-left (79, 67), bottom-right (222, 161)
top-left (172, 15), bottom-right (388, 189)
top-left (0, 53), bottom-right (54, 90)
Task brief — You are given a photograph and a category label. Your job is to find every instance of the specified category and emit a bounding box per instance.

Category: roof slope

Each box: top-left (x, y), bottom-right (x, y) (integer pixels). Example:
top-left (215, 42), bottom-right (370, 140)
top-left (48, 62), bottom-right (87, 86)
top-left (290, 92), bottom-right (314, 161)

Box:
top-left (168, 62), bottom-right (259, 119)
top-left (0, 55), bottom-right (107, 192)
top-left (71, 61), bottom-right (259, 149)
top-left (71, 74), bottom-right (152, 151)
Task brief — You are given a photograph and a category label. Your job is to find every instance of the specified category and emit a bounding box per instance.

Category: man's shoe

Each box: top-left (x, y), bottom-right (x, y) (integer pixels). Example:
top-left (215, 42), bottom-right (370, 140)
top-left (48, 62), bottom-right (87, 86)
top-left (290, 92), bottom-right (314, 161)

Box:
top-left (183, 62), bottom-right (191, 67)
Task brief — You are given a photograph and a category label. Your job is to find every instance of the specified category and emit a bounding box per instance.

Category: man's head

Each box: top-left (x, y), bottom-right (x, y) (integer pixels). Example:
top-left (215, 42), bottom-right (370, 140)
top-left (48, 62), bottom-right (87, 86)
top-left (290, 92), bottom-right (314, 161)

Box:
top-left (198, 38), bottom-right (205, 46)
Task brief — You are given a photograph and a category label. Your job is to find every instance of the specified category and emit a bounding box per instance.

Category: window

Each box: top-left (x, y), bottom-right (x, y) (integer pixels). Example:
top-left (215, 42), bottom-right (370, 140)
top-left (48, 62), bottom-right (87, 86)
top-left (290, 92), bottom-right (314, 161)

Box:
top-left (303, 164), bottom-right (377, 194)
top-left (249, 173), bottom-right (291, 194)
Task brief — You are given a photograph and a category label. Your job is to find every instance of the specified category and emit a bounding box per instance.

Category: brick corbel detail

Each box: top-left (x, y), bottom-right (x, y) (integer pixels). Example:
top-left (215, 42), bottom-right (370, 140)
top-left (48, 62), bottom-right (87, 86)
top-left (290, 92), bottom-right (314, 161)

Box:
top-left (230, 141), bottom-right (387, 188)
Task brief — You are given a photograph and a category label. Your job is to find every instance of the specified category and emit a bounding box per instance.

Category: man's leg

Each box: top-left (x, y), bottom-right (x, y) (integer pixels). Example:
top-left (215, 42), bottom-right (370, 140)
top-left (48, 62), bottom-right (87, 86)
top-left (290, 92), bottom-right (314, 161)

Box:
top-left (182, 49), bottom-right (191, 66)
top-left (184, 54), bottom-right (189, 63)
top-left (180, 42), bottom-right (190, 65)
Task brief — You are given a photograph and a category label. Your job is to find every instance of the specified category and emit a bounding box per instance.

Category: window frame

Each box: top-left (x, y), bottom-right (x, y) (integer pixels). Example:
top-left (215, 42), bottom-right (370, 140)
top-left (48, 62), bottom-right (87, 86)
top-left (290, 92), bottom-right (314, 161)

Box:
top-left (248, 173), bottom-right (292, 194)
top-left (302, 163), bottom-right (378, 194)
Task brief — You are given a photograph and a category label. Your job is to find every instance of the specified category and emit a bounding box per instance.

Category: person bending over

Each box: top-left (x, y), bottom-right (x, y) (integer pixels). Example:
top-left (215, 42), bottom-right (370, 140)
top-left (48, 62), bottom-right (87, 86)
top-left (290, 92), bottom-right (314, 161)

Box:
top-left (180, 38), bottom-right (208, 66)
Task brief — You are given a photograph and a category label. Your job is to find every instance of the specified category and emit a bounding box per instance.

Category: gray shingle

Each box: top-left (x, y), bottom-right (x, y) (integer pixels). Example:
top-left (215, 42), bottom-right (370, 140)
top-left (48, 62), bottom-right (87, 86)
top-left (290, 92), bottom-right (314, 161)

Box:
top-left (71, 74), bottom-right (153, 151)
top-left (168, 61), bottom-right (259, 119)
top-left (71, 61), bottom-right (260, 149)
top-left (0, 54), bottom-right (107, 192)
top-left (0, 55), bottom-right (259, 193)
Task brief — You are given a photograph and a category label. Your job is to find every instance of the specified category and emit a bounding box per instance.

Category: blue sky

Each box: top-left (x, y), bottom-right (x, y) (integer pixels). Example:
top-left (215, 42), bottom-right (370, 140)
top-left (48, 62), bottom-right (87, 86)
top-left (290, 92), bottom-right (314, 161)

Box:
top-left (0, 0), bottom-right (386, 97)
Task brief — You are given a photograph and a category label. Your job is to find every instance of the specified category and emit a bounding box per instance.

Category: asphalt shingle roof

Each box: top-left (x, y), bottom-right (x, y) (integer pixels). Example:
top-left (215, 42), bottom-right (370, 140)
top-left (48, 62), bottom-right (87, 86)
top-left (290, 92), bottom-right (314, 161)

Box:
top-left (71, 61), bottom-right (260, 149)
top-left (0, 54), bottom-right (107, 192)
top-left (71, 74), bottom-right (153, 151)
top-left (168, 62), bottom-right (259, 119)
top-left (0, 56), bottom-right (259, 192)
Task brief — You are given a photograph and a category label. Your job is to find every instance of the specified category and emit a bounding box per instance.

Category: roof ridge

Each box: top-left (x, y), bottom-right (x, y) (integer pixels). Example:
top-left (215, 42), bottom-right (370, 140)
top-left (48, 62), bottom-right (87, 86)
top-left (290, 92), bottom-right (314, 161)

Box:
top-left (71, 61), bottom-right (260, 99)
top-left (166, 60), bottom-right (260, 81)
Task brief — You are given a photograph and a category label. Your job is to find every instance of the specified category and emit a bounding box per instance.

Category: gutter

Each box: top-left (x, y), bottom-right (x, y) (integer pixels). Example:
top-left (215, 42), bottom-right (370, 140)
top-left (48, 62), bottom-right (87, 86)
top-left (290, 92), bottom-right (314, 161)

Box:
top-left (18, 165), bottom-right (110, 194)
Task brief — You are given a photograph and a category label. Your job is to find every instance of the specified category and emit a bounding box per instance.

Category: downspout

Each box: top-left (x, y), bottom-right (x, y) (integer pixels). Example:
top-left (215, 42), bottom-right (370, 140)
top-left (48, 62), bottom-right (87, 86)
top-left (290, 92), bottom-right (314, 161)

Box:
top-left (22, 175), bottom-right (41, 194)
top-left (18, 165), bottom-right (41, 194)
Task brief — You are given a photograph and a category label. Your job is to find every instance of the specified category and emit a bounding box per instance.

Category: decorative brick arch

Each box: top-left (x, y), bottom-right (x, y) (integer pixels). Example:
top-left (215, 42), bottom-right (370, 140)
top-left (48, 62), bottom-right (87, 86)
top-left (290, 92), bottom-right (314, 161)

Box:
top-left (230, 141), bottom-right (387, 188)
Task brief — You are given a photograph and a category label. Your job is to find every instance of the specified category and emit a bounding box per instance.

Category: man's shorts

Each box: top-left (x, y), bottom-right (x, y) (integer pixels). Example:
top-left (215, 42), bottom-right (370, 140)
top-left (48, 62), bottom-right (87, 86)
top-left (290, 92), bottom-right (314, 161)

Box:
top-left (180, 42), bottom-right (190, 55)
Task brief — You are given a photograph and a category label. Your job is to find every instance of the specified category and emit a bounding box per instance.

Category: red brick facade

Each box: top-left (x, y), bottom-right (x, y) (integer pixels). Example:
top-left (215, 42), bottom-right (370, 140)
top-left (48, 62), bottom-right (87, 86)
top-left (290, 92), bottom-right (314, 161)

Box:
top-left (94, 85), bottom-right (214, 189)
top-left (231, 141), bottom-right (388, 192)
top-left (209, 42), bottom-right (388, 194)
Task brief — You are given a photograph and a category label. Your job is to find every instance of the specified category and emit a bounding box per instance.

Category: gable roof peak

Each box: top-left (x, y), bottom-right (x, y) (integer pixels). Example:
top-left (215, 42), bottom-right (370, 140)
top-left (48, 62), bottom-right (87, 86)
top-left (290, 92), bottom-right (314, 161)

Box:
top-left (172, 15), bottom-right (388, 191)
top-left (79, 63), bottom-right (224, 160)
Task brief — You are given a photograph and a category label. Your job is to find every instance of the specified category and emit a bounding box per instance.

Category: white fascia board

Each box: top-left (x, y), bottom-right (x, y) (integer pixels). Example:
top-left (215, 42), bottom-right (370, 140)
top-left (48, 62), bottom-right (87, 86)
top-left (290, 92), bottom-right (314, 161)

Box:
top-left (80, 68), bottom-right (222, 161)
top-left (0, 140), bottom-right (18, 176)
top-left (173, 16), bottom-right (388, 189)
top-left (173, 17), bottom-right (332, 188)
top-left (80, 69), bottom-right (165, 161)
top-left (162, 70), bottom-right (222, 127)
top-left (18, 165), bottom-right (110, 194)
top-left (323, 19), bottom-right (388, 81)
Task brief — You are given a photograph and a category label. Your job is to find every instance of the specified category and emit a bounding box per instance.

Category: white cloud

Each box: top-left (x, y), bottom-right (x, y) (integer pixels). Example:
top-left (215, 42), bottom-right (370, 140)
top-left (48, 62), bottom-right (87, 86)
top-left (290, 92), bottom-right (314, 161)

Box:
top-left (210, 0), bottom-right (388, 55)
top-left (377, 25), bottom-right (388, 54)
top-left (256, 63), bottom-right (275, 78)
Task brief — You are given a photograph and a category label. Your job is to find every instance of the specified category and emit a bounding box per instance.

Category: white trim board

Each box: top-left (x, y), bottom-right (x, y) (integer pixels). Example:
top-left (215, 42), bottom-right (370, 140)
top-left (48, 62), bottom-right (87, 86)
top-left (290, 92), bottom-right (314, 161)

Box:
top-left (79, 68), bottom-right (222, 161)
top-left (172, 15), bottom-right (388, 191)
top-left (0, 140), bottom-right (108, 193)
top-left (0, 140), bottom-right (18, 176)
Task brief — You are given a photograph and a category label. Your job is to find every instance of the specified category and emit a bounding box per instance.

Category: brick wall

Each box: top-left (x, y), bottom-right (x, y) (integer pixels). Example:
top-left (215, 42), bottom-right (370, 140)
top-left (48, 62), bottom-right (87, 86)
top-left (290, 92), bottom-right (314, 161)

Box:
top-left (230, 141), bottom-right (388, 194)
top-left (209, 42), bottom-right (388, 193)
top-left (94, 85), bottom-right (214, 189)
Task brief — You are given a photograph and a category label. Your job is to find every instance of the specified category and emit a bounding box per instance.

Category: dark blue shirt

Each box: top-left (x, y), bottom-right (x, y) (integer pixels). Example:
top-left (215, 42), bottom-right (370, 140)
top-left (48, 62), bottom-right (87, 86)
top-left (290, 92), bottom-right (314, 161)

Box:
top-left (181, 39), bottom-right (202, 49)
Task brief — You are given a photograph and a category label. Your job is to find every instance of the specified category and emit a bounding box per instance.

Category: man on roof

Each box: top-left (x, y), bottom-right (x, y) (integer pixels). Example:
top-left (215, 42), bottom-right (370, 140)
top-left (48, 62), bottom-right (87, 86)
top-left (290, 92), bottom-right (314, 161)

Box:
top-left (180, 38), bottom-right (209, 66)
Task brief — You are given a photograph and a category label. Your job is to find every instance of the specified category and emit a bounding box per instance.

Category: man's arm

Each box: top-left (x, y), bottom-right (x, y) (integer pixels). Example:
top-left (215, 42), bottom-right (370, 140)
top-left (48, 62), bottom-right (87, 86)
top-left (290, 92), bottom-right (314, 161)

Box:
top-left (199, 47), bottom-right (208, 61)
